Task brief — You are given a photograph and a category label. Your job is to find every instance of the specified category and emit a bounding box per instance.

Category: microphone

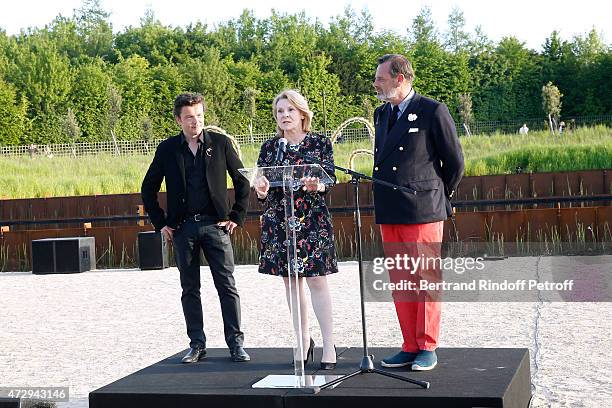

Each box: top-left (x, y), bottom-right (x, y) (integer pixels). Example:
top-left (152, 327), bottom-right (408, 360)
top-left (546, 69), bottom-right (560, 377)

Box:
top-left (275, 137), bottom-right (287, 164)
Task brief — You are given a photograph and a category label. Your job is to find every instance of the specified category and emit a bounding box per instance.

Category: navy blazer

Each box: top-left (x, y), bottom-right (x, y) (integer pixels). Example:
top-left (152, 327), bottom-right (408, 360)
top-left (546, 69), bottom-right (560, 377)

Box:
top-left (141, 131), bottom-right (250, 231)
top-left (372, 93), bottom-right (464, 225)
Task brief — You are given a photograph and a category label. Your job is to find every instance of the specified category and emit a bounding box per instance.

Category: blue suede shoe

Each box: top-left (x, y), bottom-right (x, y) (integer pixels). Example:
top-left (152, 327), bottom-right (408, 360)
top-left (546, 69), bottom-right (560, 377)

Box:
top-left (381, 351), bottom-right (418, 368)
top-left (411, 350), bottom-right (437, 371)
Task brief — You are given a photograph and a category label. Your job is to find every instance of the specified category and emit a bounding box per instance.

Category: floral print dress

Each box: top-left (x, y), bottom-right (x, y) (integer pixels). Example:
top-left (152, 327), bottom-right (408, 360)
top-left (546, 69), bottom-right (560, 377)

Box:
top-left (257, 133), bottom-right (339, 277)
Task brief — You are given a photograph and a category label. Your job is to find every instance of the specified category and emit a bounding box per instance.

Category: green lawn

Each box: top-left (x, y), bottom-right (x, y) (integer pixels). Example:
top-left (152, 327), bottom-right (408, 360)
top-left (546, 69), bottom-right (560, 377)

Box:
top-left (1, 126), bottom-right (610, 199)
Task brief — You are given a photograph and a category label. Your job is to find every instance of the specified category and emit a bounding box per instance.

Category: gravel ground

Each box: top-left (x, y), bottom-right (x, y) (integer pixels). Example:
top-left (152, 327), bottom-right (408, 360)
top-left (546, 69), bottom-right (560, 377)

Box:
top-left (1, 257), bottom-right (610, 407)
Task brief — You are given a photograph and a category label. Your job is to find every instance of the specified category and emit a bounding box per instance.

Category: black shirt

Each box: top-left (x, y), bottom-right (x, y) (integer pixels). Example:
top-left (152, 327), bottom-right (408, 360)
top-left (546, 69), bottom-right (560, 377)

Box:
top-left (181, 135), bottom-right (216, 218)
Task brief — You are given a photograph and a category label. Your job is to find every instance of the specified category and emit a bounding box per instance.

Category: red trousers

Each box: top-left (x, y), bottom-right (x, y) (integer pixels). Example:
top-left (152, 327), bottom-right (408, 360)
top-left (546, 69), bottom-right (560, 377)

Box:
top-left (380, 222), bottom-right (443, 352)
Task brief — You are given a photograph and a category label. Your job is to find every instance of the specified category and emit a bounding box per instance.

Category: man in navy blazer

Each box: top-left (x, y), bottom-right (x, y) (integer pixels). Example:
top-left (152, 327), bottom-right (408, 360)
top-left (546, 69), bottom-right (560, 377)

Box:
top-left (141, 93), bottom-right (251, 363)
top-left (372, 54), bottom-right (464, 371)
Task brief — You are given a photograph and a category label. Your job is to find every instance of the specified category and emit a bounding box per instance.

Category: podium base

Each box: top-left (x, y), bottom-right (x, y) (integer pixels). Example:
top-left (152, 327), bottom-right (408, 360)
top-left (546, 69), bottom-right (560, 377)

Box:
top-left (252, 374), bottom-right (342, 393)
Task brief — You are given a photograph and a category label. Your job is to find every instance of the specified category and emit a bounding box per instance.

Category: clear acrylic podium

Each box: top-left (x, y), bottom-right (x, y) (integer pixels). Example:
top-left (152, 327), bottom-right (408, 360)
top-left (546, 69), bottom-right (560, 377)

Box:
top-left (239, 164), bottom-right (341, 391)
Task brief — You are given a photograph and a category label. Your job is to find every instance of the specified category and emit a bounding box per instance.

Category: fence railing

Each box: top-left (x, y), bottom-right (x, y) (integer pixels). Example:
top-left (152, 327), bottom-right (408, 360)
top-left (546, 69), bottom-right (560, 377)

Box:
top-left (0, 128), bottom-right (373, 158)
top-left (0, 139), bottom-right (158, 158)
top-left (458, 114), bottom-right (612, 136)
top-left (1, 115), bottom-right (610, 158)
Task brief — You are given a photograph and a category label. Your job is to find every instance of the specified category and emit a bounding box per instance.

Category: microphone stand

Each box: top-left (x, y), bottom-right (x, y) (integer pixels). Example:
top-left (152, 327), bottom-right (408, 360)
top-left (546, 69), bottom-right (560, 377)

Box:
top-left (290, 149), bottom-right (430, 391)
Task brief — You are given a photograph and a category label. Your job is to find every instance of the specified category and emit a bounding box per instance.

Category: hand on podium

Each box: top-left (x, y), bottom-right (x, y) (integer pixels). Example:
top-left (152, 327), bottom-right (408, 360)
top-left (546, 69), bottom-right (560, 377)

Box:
top-left (254, 176), bottom-right (270, 199)
top-left (301, 176), bottom-right (324, 193)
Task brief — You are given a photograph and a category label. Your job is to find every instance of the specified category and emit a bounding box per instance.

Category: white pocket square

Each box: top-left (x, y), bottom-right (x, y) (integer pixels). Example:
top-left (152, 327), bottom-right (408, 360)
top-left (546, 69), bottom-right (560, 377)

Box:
top-left (408, 127), bottom-right (419, 133)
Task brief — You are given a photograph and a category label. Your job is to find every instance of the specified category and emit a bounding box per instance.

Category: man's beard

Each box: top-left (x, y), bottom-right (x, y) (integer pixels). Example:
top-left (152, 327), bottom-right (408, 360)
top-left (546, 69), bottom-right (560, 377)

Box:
top-left (376, 87), bottom-right (398, 102)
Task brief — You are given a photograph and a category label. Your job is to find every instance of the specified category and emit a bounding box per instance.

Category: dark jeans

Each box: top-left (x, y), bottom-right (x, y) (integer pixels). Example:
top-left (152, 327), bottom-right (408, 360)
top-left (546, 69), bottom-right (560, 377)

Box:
top-left (172, 219), bottom-right (244, 349)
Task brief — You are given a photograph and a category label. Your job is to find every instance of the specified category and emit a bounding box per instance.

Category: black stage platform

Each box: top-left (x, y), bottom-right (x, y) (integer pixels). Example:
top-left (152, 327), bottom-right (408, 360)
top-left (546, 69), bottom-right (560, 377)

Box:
top-left (90, 347), bottom-right (531, 408)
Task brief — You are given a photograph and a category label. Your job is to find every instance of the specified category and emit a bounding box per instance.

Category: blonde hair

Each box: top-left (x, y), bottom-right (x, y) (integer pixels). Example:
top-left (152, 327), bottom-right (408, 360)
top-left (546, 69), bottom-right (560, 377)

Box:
top-left (272, 89), bottom-right (313, 135)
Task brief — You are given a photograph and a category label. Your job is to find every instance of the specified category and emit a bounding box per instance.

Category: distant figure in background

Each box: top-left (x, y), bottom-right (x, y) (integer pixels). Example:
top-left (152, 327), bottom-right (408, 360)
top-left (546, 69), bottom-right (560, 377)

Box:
top-left (559, 121), bottom-right (565, 134)
top-left (519, 124), bottom-right (529, 135)
top-left (28, 144), bottom-right (38, 158)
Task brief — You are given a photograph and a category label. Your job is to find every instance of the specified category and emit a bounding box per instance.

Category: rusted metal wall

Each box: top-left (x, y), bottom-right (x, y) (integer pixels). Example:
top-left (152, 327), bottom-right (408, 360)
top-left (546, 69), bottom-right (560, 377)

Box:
top-left (0, 194), bottom-right (163, 225)
top-left (453, 169), bottom-right (610, 200)
top-left (2, 206), bottom-right (609, 271)
top-left (1, 170), bottom-right (609, 224)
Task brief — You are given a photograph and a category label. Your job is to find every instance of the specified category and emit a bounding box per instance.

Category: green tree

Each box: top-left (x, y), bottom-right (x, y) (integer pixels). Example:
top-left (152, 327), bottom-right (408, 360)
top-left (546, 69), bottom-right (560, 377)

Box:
top-left (572, 28), bottom-right (605, 65)
top-left (570, 29), bottom-right (608, 115)
top-left (225, 59), bottom-right (275, 133)
top-left (73, 0), bottom-right (113, 59)
top-left (0, 7), bottom-right (609, 145)
top-left (298, 54), bottom-right (351, 132)
top-left (45, 16), bottom-right (83, 63)
top-left (542, 81), bottom-right (562, 132)
top-left (408, 6), bottom-right (438, 45)
top-left (541, 29), bottom-right (609, 117)
top-left (496, 37), bottom-right (543, 119)
top-left (140, 115), bottom-right (154, 153)
top-left (457, 93), bottom-right (474, 136)
top-left (0, 29), bottom-right (8, 74)
top-left (64, 108), bottom-right (81, 139)
top-left (106, 84), bottom-right (122, 151)
top-left (112, 55), bottom-right (154, 139)
top-left (69, 60), bottom-right (112, 139)
top-left (4, 34), bottom-right (72, 117)
top-left (467, 25), bottom-right (492, 56)
top-left (317, 6), bottom-right (383, 97)
top-left (541, 31), bottom-right (577, 115)
top-left (63, 107), bottom-right (81, 156)
top-left (0, 79), bottom-right (29, 145)
top-left (242, 87), bottom-right (259, 142)
top-left (251, 68), bottom-right (292, 133)
top-left (150, 63), bottom-right (186, 137)
top-left (261, 11), bottom-right (318, 78)
top-left (445, 7), bottom-right (470, 53)
top-left (179, 49), bottom-right (237, 129)
top-left (223, 10), bottom-right (266, 61)
top-left (542, 30), bottom-right (564, 62)
top-left (408, 8), bottom-right (470, 114)
top-left (585, 53), bottom-right (612, 115)
top-left (469, 37), bottom-right (542, 122)
top-left (182, 22), bottom-right (216, 59)
top-left (113, 8), bottom-right (182, 65)
top-left (113, 55), bottom-right (153, 114)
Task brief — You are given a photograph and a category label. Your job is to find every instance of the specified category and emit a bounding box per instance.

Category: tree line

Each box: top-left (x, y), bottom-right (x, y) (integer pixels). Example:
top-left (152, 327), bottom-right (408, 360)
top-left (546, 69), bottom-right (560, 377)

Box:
top-left (0, 0), bottom-right (610, 145)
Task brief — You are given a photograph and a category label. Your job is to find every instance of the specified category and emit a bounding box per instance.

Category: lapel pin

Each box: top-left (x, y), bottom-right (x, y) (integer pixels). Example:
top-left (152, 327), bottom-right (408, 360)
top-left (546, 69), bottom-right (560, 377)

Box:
top-left (408, 113), bottom-right (418, 121)
top-left (206, 147), bottom-right (212, 157)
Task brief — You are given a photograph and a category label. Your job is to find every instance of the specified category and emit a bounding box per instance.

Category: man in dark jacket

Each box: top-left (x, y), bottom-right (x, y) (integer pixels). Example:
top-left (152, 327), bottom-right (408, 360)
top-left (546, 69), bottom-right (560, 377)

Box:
top-left (141, 93), bottom-right (250, 363)
top-left (372, 54), bottom-right (464, 371)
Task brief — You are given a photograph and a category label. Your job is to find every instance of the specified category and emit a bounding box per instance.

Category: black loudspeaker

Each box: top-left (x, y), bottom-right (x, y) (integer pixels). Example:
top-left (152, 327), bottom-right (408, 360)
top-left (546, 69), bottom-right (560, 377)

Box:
top-left (0, 397), bottom-right (20, 408)
top-left (138, 231), bottom-right (169, 270)
top-left (31, 237), bottom-right (96, 274)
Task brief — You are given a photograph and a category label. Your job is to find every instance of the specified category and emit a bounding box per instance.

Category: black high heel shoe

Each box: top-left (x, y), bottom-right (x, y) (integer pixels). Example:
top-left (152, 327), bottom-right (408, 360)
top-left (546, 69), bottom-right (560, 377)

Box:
top-left (292, 338), bottom-right (315, 367)
top-left (320, 345), bottom-right (337, 370)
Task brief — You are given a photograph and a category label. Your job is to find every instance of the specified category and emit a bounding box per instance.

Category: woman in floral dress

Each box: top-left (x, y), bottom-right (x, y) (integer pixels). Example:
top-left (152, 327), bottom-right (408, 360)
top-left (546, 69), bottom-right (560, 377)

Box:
top-left (254, 89), bottom-right (338, 369)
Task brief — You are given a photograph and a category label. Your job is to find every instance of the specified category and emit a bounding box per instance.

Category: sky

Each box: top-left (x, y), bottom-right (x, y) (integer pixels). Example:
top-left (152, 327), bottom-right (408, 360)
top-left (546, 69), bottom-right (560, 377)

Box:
top-left (0, 0), bottom-right (609, 51)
